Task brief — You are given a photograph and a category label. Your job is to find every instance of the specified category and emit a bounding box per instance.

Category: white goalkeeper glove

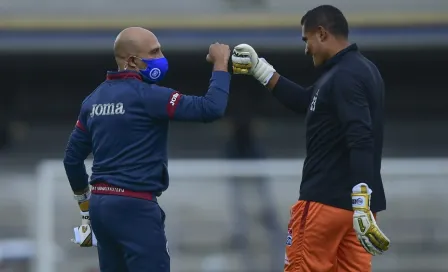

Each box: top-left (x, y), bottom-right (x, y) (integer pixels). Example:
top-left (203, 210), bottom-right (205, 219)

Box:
top-left (72, 224), bottom-right (97, 247)
top-left (70, 188), bottom-right (96, 247)
top-left (352, 183), bottom-right (390, 255)
top-left (231, 44), bottom-right (276, 86)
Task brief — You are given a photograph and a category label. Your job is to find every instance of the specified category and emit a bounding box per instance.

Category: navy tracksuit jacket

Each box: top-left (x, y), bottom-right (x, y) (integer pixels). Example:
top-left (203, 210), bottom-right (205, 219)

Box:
top-left (63, 70), bottom-right (231, 272)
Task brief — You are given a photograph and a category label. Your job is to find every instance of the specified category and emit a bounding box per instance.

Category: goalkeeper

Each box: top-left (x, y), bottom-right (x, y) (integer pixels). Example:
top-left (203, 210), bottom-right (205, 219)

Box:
top-left (231, 5), bottom-right (389, 272)
top-left (63, 27), bottom-right (231, 272)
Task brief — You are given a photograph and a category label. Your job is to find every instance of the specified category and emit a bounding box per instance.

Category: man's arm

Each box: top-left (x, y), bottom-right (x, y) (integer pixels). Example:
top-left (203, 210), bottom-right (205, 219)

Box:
top-left (266, 72), bottom-right (313, 113)
top-left (64, 113), bottom-right (95, 248)
top-left (145, 69), bottom-right (231, 122)
top-left (63, 117), bottom-right (92, 195)
top-left (231, 44), bottom-right (312, 113)
top-left (334, 71), bottom-right (390, 256)
top-left (333, 71), bottom-right (374, 187)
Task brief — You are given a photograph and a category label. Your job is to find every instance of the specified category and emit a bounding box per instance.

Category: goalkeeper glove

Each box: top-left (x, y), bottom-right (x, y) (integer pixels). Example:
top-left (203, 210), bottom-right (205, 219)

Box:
top-left (71, 188), bottom-right (94, 247)
top-left (72, 225), bottom-right (97, 247)
top-left (231, 44), bottom-right (276, 86)
top-left (352, 183), bottom-right (390, 255)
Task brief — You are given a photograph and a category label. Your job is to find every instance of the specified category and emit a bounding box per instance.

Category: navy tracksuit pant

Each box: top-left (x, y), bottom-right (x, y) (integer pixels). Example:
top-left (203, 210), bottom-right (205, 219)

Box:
top-left (89, 194), bottom-right (170, 272)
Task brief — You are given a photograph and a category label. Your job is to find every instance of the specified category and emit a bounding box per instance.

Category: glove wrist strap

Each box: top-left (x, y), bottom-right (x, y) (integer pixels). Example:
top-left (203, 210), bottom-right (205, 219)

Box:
top-left (74, 188), bottom-right (91, 212)
top-left (253, 58), bottom-right (276, 86)
top-left (351, 193), bottom-right (370, 212)
top-left (352, 183), bottom-right (372, 212)
top-left (74, 189), bottom-right (91, 203)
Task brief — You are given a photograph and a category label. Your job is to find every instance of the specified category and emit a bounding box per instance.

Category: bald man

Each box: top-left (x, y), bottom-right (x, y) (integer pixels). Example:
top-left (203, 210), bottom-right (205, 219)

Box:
top-left (63, 27), bottom-right (231, 272)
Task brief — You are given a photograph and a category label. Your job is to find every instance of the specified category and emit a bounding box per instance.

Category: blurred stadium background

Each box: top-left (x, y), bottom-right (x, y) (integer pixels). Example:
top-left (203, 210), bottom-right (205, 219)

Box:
top-left (1, 0), bottom-right (448, 271)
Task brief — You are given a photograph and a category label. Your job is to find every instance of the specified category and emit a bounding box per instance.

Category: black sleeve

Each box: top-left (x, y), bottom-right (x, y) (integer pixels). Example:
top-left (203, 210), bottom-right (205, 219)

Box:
top-left (271, 76), bottom-right (313, 113)
top-left (333, 72), bottom-right (374, 187)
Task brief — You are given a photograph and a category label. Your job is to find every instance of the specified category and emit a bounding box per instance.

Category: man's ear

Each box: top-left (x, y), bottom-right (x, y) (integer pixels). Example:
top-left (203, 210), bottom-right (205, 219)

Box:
top-left (126, 56), bottom-right (138, 69)
top-left (316, 26), bottom-right (328, 42)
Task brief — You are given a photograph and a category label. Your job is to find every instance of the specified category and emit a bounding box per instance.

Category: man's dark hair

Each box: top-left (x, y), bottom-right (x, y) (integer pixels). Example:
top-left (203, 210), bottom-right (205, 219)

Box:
top-left (300, 5), bottom-right (349, 38)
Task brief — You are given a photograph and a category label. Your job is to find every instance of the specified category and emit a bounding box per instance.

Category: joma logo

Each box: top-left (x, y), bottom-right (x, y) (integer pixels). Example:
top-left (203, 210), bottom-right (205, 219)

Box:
top-left (90, 103), bottom-right (125, 117)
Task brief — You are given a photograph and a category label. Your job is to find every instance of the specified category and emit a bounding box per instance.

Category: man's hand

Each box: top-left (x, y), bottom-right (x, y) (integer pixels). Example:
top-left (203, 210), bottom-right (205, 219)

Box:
top-left (72, 223), bottom-right (95, 247)
top-left (231, 44), bottom-right (276, 86)
top-left (206, 42), bottom-right (230, 72)
top-left (71, 187), bottom-right (95, 247)
top-left (352, 183), bottom-right (390, 255)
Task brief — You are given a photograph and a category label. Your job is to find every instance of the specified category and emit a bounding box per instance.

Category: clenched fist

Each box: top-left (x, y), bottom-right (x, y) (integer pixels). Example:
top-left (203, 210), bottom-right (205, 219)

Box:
top-left (206, 42), bottom-right (230, 65)
top-left (231, 43), bottom-right (276, 86)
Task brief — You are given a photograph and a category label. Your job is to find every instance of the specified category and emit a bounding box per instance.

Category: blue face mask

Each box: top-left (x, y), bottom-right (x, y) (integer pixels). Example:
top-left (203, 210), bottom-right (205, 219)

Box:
top-left (138, 57), bottom-right (169, 83)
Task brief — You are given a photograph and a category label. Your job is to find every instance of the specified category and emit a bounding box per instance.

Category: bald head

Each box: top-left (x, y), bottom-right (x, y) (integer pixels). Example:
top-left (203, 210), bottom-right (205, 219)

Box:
top-left (114, 27), bottom-right (162, 70)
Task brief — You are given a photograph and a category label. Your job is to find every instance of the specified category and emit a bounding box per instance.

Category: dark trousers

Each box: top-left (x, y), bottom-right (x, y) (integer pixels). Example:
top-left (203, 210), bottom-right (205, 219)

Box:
top-left (89, 194), bottom-right (170, 272)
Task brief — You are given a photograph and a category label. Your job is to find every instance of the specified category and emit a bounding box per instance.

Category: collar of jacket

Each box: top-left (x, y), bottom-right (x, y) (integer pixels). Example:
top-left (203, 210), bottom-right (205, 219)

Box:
top-left (316, 43), bottom-right (359, 74)
top-left (106, 70), bottom-right (142, 81)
